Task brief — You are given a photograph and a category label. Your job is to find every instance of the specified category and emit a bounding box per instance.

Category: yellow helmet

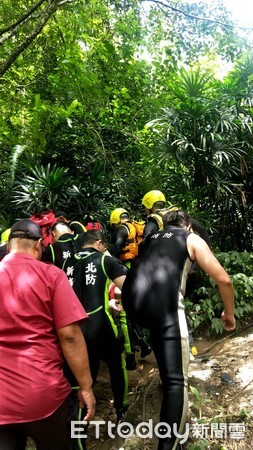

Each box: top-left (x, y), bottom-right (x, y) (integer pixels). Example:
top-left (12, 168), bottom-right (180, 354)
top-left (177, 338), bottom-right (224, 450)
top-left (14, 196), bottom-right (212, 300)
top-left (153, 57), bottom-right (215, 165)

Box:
top-left (110, 208), bottom-right (129, 225)
top-left (0, 228), bottom-right (11, 244)
top-left (142, 190), bottom-right (166, 209)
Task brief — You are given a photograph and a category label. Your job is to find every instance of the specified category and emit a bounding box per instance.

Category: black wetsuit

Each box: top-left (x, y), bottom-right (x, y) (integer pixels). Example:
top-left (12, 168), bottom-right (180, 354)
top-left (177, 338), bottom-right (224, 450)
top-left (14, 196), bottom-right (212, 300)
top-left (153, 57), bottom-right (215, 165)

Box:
top-left (42, 233), bottom-right (84, 286)
top-left (143, 215), bottom-right (211, 247)
top-left (110, 224), bottom-right (129, 259)
top-left (122, 227), bottom-right (193, 450)
top-left (73, 248), bottom-right (129, 417)
top-left (142, 215), bottom-right (211, 300)
top-left (110, 224), bottom-right (152, 361)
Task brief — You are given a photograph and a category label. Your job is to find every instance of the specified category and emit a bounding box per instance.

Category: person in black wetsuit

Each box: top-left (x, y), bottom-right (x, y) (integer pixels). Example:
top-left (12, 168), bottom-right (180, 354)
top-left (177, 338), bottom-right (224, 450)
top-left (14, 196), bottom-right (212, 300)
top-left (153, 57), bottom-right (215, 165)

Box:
top-left (121, 209), bottom-right (235, 450)
top-left (41, 221), bottom-right (85, 287)
top-left (141, 189), bottom-right (212, 345)
top-left (110, 208), bottom-right (152, 367)
top-left (73, 229), bottom-right (129, 423)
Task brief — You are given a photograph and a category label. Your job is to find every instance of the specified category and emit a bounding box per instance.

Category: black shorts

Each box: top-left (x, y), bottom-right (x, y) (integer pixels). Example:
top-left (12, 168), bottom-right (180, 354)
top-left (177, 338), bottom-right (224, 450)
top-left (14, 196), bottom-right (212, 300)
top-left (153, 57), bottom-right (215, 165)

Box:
top-left (0, 395), bottom-right (74, 450)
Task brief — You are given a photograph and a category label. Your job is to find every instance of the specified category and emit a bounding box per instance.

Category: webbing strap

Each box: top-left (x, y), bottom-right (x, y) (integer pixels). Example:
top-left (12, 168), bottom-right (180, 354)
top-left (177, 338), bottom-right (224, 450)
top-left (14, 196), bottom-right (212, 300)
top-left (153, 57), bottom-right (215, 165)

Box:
top-left (87, 305), bottom-right (103, 316)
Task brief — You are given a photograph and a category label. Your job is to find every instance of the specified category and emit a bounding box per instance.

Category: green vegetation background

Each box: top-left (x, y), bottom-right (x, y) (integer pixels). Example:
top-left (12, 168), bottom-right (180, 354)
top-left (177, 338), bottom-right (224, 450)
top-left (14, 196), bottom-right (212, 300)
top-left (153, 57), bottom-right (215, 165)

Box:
top-left (1, 0), bottom-right (253, 333)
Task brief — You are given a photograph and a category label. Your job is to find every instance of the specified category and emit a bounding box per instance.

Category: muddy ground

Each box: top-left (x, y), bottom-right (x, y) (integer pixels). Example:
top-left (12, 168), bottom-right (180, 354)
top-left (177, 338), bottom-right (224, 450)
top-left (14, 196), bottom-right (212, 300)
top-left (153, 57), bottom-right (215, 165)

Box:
top-left (86, 324), bottom-right (253, 450)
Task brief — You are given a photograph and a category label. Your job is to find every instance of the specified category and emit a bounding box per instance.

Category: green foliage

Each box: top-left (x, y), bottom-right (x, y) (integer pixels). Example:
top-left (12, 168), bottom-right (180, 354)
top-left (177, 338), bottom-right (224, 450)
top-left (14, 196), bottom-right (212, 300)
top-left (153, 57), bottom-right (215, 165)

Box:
top-left (145, 62), bottom-right (253, 251)
top-left (189, 386), bottom-right (210, 419)
top-left (186, 440), bottom-right (210, 450)
top-left (217, 251), bottom-right (253, 276)
top-left (145, 0), bottom-right (247, 65)
top-left (11, 164), bottom-right (71, 213)
top-left (185, 251), bottom-right (253, 336)
top-left (0, 0), bottom-right (253, 252)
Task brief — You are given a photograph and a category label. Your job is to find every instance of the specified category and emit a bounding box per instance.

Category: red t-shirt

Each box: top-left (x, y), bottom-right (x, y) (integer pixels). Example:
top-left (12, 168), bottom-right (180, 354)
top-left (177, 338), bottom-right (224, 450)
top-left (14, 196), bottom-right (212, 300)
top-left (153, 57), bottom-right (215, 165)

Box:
top-left (0, 253), bottom-right (88, 424)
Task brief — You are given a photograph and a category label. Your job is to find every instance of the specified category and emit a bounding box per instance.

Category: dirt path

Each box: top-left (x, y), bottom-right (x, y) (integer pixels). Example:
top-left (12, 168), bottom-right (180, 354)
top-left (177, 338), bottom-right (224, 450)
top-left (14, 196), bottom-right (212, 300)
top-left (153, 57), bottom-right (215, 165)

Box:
top-left (86, 325), bottom-right (253, 450)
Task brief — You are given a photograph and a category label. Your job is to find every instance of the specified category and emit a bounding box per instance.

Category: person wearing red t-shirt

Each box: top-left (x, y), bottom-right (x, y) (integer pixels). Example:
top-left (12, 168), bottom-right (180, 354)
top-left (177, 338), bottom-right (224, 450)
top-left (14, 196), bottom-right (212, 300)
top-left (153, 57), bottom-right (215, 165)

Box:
top-left (0, 219), bottom-right (96, 450)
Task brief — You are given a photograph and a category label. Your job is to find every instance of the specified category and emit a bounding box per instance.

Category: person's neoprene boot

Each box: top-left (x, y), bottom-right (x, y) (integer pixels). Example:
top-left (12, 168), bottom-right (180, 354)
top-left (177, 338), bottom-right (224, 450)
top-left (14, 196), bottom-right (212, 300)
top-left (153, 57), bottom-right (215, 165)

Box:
top-left (125, 353), bottom-right (137, 370)
top-left (140, 340), bottom-right (152, 358)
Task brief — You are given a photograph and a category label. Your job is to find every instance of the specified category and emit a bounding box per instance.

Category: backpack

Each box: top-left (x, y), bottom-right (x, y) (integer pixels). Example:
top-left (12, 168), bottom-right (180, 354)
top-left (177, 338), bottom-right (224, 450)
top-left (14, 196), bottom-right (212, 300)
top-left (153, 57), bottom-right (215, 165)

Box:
top-left (130, 220), bottom-right (145, 246)
top-left (29, 210), bottom-right (59, 247)
top-left (83, 214), bottom-right (103, 231)
top-left (120, 220), bottom-right (145, 262)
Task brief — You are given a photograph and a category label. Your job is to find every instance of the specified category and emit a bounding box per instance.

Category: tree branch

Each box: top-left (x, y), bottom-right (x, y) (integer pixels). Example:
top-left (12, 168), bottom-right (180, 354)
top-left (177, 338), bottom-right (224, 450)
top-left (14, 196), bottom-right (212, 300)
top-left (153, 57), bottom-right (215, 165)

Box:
top-left (58, 0), bottom-right (77, 5)
top-left (0, 0), bottom-right (60, 78)
top-left (144, 0), bottom-right (253, 31)
top-left (0, 11), bottom-right (42, 46)
top-left (0, 0), bottom-right (47, 37)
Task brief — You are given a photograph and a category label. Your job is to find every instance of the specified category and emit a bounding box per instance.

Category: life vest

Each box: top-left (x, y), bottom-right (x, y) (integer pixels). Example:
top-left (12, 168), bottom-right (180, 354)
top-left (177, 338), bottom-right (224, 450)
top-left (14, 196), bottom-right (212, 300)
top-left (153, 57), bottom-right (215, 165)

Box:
top-left (147, 207), bottom-right (179, 231)
top-left (147, 213), bottom-right (164, 230)
top-left (70, 220), bottom-right (87, 234)
top-left (120, 220), bottom-right (145, 262)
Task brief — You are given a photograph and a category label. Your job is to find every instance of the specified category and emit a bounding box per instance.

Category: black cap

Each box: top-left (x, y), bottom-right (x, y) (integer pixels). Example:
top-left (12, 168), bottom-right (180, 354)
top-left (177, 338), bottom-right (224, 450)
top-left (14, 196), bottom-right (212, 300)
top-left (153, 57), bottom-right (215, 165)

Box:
top-left (9, 219), bottom-right (42, 240)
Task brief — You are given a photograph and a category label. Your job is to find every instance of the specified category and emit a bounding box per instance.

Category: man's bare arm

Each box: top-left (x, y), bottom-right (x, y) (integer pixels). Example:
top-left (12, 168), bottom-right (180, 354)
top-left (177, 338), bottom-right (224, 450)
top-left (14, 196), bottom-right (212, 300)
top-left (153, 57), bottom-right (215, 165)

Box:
top-left (187, 233), bottom-right (236, 331)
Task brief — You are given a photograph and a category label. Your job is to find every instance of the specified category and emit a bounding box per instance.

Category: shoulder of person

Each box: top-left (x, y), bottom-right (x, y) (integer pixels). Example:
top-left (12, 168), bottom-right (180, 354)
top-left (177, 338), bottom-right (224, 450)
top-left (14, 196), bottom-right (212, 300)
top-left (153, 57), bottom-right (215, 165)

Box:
top-left (118, 223), bottom-right (130, 231)
top-left (104, 253), bottom-right (120, 264)
top-left (187, 231), bottom-right (210, 249)
top-left (104, 254), bottom-right (128, 269)
top-left (146, 215), bottom-right (159, 223)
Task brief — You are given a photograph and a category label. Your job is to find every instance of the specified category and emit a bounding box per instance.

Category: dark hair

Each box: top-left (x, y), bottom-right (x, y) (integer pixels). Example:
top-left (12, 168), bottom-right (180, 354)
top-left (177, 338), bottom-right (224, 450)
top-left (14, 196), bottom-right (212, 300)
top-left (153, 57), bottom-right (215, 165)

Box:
top-left (163, 210), bottom-right (191, 229)
top-left (82, 230), bottom-right (107, 245)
